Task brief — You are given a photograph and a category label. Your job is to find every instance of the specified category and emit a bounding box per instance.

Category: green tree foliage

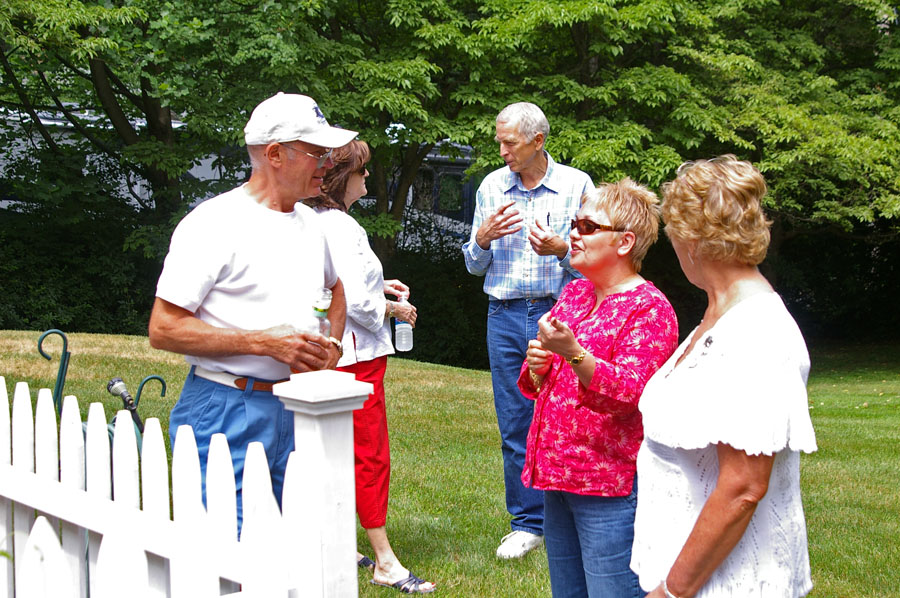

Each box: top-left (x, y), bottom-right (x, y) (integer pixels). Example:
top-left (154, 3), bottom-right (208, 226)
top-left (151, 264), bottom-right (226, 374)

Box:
top-left (0, 144), bottom-right (157, 332)
top-left (1, 0), bottom-right (899, 347)
top-left (458, 0), bottom-right (900, 229)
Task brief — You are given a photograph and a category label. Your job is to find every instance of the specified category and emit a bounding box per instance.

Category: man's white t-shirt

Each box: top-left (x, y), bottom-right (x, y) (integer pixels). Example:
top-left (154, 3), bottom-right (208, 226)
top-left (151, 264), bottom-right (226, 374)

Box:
top-left (156, 185), bottom-right (338, 380)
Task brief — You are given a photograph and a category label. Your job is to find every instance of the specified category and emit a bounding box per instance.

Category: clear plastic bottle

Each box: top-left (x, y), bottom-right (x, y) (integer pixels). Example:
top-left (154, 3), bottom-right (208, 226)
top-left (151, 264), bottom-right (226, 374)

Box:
top-left (312, 288), bottom-right (332, 337)
top-left (293, 289), bottom-right (334, 375)
top-left (394, 297), bottom-right (413, 352)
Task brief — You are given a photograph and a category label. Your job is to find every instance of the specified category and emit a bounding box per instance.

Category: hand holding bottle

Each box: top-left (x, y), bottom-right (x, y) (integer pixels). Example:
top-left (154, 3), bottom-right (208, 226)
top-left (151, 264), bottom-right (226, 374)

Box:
top-left (391, 297), bottom-right (417, 328)
top-left (393, 295), bottom-right (415, 352)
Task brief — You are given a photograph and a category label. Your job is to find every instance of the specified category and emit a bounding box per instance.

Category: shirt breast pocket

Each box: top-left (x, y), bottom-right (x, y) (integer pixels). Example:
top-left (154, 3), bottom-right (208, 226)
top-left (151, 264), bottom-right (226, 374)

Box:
top-left (548, 208), bottom-right (576, 238)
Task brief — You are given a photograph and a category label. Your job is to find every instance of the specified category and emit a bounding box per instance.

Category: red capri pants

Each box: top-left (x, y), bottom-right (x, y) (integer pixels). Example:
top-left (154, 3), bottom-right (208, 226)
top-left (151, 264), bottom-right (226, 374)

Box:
top-left (339, 355), bottom-right (390, 529)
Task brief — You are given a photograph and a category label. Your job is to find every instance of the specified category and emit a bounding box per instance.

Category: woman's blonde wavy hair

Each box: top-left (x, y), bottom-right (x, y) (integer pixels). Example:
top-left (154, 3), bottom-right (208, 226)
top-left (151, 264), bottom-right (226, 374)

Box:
top-left (661, 155), bottom-right (772, 266)
top-left (583, 178), bottom-right (660, 272)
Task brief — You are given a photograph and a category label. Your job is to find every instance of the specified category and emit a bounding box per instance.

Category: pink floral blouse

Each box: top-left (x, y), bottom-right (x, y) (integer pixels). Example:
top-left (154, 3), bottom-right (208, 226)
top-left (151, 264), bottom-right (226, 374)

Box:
top-left (517, 278), bottom-right (678, 497)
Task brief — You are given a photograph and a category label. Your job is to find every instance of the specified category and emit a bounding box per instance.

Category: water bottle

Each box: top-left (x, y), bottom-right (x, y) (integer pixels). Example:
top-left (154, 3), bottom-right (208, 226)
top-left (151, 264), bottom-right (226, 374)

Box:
top-left (312, 288), bottom-right (332, 337)
top-left (293, 289), bottom-right (333, 374)
top-left (394, 297), bottom-right (413, 352)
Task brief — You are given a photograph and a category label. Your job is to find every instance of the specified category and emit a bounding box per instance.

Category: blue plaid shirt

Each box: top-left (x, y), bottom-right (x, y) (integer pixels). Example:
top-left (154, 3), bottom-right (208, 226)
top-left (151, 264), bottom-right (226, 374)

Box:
top-left (463, 153), bottom-right (593, 301)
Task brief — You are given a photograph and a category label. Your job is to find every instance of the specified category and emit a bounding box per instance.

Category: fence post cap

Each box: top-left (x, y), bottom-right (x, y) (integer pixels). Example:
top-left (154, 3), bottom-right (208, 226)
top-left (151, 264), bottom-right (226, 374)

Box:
top-left (274, 370), bottom-right (371, 416)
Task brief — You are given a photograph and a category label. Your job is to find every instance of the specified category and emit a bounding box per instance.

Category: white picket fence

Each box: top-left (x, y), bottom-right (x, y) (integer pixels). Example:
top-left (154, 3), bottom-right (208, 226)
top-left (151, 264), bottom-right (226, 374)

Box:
top-left (0, 370), bottom-right (372, 597)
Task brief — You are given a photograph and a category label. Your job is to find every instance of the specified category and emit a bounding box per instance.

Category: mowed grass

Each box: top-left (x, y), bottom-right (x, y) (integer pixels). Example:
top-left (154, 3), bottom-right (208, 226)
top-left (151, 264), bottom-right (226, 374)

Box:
top-left (801, 342), bottom-right (900, 598)
top-left (1, 330), bottom-right (898, 597)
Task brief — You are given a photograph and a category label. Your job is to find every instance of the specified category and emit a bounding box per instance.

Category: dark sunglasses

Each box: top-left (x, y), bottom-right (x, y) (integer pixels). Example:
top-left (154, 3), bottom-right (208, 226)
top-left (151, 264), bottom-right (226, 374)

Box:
top-left (570, 218), bottom-right (625, 235)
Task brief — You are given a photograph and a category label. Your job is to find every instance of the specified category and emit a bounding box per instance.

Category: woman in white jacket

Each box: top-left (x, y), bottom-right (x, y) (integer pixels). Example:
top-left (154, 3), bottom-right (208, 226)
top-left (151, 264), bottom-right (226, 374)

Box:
top-left (305, 140), bottom-right (434, 594)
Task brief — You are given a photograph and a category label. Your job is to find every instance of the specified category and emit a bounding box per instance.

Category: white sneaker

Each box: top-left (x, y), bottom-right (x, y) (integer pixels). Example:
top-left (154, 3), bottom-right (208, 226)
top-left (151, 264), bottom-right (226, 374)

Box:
top-left (496, 530), bottom-right (544, 559)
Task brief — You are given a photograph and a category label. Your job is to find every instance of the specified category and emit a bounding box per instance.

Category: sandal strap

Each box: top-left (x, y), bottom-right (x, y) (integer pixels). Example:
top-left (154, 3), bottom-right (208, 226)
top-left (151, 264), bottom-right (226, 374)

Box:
top-left (396, 572), bottom-right (430, 594)
top-left (357, 556), bottom-right (376, 570)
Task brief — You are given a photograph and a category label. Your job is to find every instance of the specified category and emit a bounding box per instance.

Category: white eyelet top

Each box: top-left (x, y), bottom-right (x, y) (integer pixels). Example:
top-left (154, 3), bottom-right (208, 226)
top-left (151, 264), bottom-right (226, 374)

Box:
top-left (631, 292), bottom-right (817, 597)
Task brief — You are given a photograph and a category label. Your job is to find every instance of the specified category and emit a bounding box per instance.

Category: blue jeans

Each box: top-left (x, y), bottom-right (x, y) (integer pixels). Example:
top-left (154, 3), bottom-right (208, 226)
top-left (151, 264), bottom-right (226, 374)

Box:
top-left (544, 482), bottom-right (645, 598)
top-left (169, 367), bottom-right (295, 535)
top-left (487, 297), bottom-right (554, 535)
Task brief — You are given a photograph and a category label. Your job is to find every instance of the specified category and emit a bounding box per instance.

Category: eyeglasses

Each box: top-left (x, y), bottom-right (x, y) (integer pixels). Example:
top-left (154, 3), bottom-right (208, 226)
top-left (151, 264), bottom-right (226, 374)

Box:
top-left (570, 218), bottom-right (625, 235)
top-left (284, 144), bottom-right (333, 168)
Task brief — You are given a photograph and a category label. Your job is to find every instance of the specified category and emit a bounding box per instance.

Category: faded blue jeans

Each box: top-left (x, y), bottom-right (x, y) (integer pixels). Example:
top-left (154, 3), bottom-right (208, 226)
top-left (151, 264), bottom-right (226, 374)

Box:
top-left (487, 297), bottom-right (554, 535)
top-left (544, 480), bottom-right (646, 598)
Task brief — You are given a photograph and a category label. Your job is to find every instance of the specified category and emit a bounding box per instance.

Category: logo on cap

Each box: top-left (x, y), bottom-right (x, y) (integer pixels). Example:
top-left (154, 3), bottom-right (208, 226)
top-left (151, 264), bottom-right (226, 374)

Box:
top-left (312, 104), bottom-right (327, 125)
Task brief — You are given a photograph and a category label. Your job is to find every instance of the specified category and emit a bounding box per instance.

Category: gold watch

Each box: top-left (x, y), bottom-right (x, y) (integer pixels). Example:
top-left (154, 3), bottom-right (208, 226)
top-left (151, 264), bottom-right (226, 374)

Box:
top-left (328, 336), bottom-right (344, 357)
top-left (566, 348), bottom-right (587, 366)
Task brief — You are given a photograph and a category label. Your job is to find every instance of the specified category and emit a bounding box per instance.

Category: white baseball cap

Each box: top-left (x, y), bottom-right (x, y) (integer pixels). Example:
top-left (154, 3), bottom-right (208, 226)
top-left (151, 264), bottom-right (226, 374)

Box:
top-left (243, 92), bottom-right (358, 148)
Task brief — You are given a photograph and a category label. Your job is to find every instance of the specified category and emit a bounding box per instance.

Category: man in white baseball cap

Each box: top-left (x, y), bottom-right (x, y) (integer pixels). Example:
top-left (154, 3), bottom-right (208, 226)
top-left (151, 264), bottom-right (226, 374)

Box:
top-left (150, 92), bottom-right (357, 530)
top-left (244, 91), bottom-right (358, 148)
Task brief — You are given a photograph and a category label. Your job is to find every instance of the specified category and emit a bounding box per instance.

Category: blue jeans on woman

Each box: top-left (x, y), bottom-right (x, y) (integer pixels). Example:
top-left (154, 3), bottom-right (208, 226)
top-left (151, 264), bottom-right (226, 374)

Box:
top-left (544, 480), bottom-right (645, 598)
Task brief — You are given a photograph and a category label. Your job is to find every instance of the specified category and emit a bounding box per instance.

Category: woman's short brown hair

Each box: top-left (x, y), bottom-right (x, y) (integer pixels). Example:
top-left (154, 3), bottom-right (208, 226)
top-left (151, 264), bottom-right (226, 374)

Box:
top-left (304, 140), bottom-right (371, 211)
top-left (661, 155), bottom-right (772, 266)
top-left (582, 178), bottom-right (660, 272)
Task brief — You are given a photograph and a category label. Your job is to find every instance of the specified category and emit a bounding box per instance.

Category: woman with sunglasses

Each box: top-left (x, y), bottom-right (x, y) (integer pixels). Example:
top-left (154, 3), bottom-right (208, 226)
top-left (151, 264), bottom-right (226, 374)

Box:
top-left (519, 179), bottom-right (678, 598)
top-left (305, 140), bottom-right (435, 594)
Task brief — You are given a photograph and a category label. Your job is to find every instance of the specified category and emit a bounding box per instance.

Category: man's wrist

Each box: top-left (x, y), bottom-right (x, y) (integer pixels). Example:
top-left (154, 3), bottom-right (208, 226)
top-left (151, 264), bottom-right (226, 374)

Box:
top-left (662, 579), bottom-right (684, 598)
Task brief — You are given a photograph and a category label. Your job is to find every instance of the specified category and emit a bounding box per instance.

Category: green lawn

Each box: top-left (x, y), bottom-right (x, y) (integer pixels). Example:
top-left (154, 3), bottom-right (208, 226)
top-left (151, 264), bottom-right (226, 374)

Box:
top-left (1, 330), bottom-right (897, 597)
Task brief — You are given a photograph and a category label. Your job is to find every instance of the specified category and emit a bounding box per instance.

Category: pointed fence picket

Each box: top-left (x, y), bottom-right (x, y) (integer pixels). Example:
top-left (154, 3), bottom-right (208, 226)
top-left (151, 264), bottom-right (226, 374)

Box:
top-left (0, 370), bottom-right (371, 598)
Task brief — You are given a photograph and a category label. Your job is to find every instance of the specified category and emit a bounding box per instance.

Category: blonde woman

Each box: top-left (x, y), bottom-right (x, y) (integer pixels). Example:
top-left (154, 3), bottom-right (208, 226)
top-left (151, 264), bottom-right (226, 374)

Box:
top-left (521, 179), bottom-right (678, 598)
top-left (631, 156), bottom-right (817, 597)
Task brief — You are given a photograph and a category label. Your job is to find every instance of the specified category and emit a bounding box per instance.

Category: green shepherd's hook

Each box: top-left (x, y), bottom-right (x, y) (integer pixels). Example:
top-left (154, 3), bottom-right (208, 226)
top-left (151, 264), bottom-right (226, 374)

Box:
top-left (37, 329), bottom-right (70, 414)
top-left (135, 375), bottom-right (167, 408)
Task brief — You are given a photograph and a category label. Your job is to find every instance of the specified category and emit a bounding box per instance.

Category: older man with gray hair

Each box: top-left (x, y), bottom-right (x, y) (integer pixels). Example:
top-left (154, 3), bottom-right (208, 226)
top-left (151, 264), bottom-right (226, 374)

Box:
top-left (463, 102), bottom-right (593, 559)
top-left (149, 92), bottom-right (355, 531)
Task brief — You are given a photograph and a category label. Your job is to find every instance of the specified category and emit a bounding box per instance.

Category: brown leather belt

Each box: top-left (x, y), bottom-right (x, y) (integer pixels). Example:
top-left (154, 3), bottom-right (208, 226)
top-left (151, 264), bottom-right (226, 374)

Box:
top-left (194, 366), bottom-right (288, 393)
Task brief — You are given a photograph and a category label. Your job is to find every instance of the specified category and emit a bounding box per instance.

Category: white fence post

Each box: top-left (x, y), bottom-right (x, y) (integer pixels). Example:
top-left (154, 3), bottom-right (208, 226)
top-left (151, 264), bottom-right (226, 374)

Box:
top-left (239, 443), bottom-right (289, 597)
top-left (85, 402), bottom-right (111, 598)
top-left (273, 370), bottom-right (371, 598)
top-left (140, 418), bottom-right (171, 597)
top-left (94, 520), bottom-right (150, 598)
top-left (59, 395), bottom-right (87, 598)
top-left (18, 516), bottom-right (75, 598)
top-left (11, 382), bottom-right (36, 589)
top-left (112, 410), bottom-right (140, 509)
top-left (0, 377), bottom-right (13, 597)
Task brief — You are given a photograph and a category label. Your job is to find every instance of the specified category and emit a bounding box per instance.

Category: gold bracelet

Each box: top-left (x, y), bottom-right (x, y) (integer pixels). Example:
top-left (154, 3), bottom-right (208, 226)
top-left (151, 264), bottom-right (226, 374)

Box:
top-left (388, 301), bottom-right (395, 319)
top-left (529, 370), bottom-right (542, 390)
top-left (566, 348), bottom-right (588, 366)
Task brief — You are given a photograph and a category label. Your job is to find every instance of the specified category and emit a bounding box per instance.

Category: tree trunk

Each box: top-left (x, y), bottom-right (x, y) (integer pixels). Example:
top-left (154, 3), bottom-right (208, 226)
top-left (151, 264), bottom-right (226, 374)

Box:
top-left (370, 142), bottom-right (436, 262)
top-left (89, 58), bottom-right (182, 223)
